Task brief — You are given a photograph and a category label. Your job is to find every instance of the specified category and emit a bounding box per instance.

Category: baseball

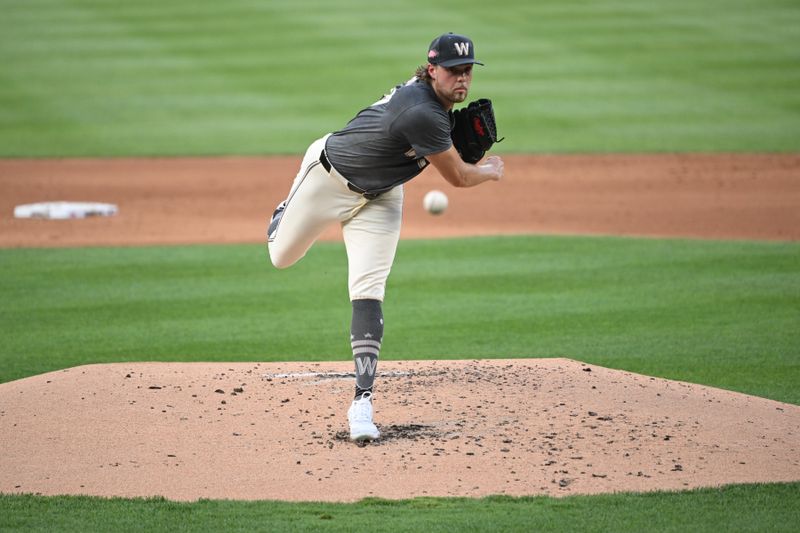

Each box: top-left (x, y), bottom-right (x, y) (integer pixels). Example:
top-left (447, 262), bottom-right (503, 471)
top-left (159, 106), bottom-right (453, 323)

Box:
top-left (423, 190), bottom-right (448, 215)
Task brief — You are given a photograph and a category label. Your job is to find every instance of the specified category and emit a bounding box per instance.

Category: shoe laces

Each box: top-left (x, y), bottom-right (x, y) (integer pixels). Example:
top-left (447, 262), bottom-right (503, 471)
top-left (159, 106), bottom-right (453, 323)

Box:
top-left (351, 393), bottom-right (373, 422)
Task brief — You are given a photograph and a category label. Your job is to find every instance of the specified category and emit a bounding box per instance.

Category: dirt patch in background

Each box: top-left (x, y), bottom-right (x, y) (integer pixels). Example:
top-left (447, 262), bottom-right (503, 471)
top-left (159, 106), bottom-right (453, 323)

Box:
top-left (0, 154), bottom-right (798, 248)
top-left (1, 359), bottom-right (798, 502)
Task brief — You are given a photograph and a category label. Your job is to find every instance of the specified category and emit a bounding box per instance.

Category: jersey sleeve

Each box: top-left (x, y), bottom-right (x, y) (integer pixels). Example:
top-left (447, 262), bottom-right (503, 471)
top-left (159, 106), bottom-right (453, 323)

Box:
top-left (391, 103), bottom-right (452, 158)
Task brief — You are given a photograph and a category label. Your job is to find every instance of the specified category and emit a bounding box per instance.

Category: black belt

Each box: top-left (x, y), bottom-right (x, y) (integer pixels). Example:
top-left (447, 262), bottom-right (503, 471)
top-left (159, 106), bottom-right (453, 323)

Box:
top-left (319, 150), bottom-right (382, 200)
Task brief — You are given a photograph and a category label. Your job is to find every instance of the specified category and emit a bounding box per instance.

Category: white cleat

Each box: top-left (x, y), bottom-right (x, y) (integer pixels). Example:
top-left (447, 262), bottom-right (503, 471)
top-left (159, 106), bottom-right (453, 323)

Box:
top-left (348, 391), bottom-right (380, 441)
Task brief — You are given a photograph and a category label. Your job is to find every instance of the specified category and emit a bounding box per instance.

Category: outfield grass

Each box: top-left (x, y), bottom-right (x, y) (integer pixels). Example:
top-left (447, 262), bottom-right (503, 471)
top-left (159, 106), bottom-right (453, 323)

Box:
top-left (1, 236), bottom-right (798, 405)
top-left (1, 0), bottom-right (798, 156)
top-left (2, 483), bottom-right (799, 532)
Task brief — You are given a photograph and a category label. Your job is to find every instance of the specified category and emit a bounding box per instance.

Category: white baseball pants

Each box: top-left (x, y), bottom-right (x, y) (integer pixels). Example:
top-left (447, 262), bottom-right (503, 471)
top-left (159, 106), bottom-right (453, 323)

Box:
top-left (268, 134), bottom-right (404, 302)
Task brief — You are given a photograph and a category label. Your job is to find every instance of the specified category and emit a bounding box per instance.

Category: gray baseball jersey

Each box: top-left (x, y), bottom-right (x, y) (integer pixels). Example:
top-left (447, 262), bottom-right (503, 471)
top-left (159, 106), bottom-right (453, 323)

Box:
top-left (325, 78), bottom-right (453, 194)
top-left (269, 79), bottom-right (453, 302)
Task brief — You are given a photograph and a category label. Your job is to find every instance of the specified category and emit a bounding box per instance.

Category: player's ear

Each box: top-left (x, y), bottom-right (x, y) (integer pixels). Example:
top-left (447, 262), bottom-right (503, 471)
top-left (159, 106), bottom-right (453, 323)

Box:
top-left (427, 63), bottom-right (437, 79)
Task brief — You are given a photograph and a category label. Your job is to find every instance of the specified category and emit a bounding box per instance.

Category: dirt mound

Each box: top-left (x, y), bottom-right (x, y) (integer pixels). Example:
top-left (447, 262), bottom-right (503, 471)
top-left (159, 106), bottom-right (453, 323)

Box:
top-left (2, 359), bottom-right (798, 502)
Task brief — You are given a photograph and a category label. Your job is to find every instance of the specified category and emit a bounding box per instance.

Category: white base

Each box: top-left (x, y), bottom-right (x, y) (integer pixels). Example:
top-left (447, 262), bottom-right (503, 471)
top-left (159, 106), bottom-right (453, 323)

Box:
top-left (14, 201), bottom-right (118, 220)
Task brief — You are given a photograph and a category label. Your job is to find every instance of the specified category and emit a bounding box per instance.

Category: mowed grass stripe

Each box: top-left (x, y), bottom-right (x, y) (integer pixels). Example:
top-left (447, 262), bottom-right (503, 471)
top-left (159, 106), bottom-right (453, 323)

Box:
top-left (0, 1), bottom-right (447, 155)
top-left (1, 0), bottom-right (798, 155)
top-left (1, 483), bottom-right (800, 532)
top-left (481, 1), bottom-right (800, 152)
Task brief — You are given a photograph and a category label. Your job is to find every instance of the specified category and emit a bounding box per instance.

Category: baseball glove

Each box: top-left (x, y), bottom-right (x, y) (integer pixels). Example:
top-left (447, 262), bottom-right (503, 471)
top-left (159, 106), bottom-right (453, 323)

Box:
top-left (451, 98), bottom-right (503, 164)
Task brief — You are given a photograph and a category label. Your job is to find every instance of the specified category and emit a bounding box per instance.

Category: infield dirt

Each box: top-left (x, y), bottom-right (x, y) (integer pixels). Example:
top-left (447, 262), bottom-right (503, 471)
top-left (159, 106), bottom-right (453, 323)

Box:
top-left (0, 154), bottom-right (798, 247)
top-left (0, 154), bottom-right (798, 501)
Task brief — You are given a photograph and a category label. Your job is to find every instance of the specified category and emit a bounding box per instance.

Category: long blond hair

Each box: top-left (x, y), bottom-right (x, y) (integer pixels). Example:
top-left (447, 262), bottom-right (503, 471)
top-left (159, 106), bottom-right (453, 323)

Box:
top-left (414, 64), bottom-right (433, 83)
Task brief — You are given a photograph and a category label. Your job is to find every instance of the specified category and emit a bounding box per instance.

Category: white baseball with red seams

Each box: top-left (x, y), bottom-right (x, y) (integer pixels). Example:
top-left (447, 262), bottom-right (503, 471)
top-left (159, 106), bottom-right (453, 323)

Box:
top-left (423, 190), bottom-right (448, 215)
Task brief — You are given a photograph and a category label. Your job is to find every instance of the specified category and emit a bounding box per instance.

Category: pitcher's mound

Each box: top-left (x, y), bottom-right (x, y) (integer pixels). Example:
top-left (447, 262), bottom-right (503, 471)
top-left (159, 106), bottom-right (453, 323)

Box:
top-left (1, 359), bottom-right (798, 502)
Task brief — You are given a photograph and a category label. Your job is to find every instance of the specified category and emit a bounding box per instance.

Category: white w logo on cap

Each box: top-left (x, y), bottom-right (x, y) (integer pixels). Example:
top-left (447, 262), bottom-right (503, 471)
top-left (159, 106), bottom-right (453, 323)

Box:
top-left (454, 42), bottom-right (470, 56)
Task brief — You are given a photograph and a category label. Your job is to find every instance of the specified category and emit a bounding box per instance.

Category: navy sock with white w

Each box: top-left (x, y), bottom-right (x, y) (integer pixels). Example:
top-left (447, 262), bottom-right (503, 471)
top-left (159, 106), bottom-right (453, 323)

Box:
top-left (350, 299), bottom-right (383, 400)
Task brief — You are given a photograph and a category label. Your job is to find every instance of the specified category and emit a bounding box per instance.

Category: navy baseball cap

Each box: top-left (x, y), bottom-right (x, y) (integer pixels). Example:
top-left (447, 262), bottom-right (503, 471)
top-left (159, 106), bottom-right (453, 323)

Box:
top-left (427, 32), bottom-right (484, 67)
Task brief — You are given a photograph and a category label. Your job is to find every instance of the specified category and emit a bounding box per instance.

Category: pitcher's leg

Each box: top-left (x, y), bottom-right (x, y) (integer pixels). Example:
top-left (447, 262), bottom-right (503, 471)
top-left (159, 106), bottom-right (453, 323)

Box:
top-left (341, 185), bottom-right (404, 301)
top-left (350, 298), bottom-right (383, 400)
top-left (267, 136), bottom-right (358, 269)
top-left (342, 186), bottom-right (402, 441)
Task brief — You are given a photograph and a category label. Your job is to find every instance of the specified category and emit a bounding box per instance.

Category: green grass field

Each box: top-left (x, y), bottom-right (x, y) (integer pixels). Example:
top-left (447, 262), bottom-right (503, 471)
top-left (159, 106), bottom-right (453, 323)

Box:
top-left (1, 0), bottom-right (798, 156)
top-left (1, 0), bottom-right (799, 530)
top-left (2, 484), bottom-right (800, 533)
top-left (2, 237), bottom-right (799, 403)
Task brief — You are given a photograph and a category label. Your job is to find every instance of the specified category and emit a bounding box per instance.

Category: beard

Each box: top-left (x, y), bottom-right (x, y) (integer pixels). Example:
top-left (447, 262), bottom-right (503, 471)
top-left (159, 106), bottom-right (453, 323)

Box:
top-left (450, 87), bottom-right (468, 103)
top-left (432, 79), bottom-right (470, 108)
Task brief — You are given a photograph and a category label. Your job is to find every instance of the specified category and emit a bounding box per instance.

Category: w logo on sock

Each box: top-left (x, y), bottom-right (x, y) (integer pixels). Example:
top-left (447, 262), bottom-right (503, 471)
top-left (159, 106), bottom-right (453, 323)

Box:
top-left (355, 357), bottom-right (378, 377)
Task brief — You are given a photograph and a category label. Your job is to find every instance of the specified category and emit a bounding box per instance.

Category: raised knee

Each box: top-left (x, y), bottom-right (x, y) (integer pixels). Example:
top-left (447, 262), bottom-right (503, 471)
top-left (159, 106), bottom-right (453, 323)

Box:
top-left (268, 242), bottom-right (301, 269)
top-left (269, 249), bottom-right (291, 269)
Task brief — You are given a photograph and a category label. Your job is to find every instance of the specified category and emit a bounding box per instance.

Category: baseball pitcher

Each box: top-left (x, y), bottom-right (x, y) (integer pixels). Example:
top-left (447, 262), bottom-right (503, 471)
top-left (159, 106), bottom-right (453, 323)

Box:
top-left (267, 32), bottom-right (504, 441)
